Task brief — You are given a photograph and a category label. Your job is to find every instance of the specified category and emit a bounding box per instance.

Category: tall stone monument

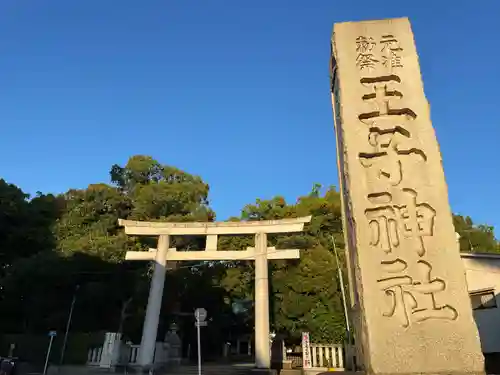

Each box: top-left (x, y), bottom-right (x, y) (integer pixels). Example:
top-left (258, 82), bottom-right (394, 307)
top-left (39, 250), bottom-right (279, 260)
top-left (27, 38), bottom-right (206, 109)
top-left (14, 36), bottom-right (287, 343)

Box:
top-left (330, 17), bottom-right (484, 375)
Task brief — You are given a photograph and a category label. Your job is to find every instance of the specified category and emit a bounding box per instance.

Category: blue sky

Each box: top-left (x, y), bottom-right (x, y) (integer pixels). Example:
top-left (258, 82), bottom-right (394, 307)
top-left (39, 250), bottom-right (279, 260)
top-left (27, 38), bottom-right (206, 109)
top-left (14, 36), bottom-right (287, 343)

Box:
top-left (0, 1), bottom-right (498, 233)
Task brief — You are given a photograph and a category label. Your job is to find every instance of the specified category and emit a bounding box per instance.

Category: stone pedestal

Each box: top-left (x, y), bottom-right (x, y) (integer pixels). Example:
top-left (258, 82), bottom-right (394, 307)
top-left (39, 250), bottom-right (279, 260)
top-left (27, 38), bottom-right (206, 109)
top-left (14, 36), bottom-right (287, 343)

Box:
top-left (330, 17), bottom-right (484, 375)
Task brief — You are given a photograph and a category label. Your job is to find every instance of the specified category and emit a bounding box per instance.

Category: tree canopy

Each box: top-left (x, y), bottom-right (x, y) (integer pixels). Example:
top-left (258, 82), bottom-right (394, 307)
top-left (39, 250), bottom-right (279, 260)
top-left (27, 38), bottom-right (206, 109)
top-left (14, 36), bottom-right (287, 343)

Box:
top-left (0, 154), bottom-right (498, 353)
top-left (453, 214), bottom-right (499, 253)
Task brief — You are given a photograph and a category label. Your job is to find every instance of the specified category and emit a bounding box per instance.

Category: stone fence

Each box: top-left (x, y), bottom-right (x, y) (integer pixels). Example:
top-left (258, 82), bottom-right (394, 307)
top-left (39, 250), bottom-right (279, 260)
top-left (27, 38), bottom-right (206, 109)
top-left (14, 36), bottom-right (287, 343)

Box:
top-left (284, 342), bottom-right (351, 371)
top-left (86, 333), bottom-right (350, 372)
top-left (87, 343), bottom-right (140, 367)
top-left (86, 332), bottom-right (181, 370)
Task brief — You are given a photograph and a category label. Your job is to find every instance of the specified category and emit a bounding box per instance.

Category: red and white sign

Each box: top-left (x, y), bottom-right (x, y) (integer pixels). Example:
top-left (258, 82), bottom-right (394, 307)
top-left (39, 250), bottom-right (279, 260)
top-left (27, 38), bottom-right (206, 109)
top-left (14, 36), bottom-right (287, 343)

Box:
top-left (302, 332), bottom-right (312, 368)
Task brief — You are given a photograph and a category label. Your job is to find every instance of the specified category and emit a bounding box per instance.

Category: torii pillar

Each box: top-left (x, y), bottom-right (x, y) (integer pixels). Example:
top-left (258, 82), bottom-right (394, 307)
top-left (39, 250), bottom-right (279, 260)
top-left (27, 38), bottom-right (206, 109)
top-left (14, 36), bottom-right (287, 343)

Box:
top-left (118, 216), bottom-right (311, 371)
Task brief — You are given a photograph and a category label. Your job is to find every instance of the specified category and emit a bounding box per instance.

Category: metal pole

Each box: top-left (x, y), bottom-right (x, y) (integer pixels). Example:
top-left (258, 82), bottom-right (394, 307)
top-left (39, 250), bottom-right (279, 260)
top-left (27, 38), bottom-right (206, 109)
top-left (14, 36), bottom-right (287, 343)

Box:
top-left (60, 285), bottom-right (79, 365)
top-left (43, 336), bottom-right (54, 375)
top-left (197, 321), bottom-right (202, 375)
top-left (331, 236), bottom-right (350, 333)
top-left (331, 236), bottom-right (354, 370)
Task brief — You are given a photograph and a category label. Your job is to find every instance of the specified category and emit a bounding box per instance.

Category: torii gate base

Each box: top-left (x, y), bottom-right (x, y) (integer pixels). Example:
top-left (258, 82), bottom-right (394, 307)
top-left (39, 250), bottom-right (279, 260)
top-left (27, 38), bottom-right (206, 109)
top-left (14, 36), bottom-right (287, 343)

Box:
top-left (118, 216), bottom-right (311, 372)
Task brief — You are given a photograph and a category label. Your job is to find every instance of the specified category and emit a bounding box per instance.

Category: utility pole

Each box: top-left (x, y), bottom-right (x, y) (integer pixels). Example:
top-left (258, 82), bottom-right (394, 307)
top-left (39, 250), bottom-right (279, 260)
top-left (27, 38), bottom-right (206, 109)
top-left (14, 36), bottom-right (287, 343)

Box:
top-left (331, 236), bottom-right (353, 370)
top-left (59, 284), bottom-right (79, 365)
top-left (331, 236), bottom-right (350, 333)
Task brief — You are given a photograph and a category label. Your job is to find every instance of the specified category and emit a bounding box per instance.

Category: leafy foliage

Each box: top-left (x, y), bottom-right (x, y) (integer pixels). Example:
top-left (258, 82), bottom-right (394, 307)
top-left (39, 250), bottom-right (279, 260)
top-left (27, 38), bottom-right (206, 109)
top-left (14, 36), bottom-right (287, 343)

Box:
top-left (219, 185), bottom-right (348, 343)
top-left (0, 179), bottom-right (62, 271)
top-left (453, 215), bottom-right (499, 253)
top-left (0, 155), bottom-right (498, 359)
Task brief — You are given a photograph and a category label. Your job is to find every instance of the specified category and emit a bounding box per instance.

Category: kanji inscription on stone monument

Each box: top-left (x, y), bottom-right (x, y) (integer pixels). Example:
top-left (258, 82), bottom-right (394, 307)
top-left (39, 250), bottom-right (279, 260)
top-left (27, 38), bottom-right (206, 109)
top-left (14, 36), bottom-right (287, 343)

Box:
top-left (330, 17), bottom-right (484, 375)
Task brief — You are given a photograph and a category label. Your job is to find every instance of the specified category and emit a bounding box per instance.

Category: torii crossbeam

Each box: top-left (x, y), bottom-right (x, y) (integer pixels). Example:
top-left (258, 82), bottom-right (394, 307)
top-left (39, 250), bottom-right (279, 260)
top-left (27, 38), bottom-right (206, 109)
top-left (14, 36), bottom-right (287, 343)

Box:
top-left (118, 216), bottom-right (311, 371)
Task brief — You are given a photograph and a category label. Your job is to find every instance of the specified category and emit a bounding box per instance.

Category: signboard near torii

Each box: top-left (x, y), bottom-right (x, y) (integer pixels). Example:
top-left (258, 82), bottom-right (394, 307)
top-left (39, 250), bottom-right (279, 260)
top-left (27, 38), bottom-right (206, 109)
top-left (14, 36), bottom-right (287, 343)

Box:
top-left (118, 216), bottom-right (311, 371)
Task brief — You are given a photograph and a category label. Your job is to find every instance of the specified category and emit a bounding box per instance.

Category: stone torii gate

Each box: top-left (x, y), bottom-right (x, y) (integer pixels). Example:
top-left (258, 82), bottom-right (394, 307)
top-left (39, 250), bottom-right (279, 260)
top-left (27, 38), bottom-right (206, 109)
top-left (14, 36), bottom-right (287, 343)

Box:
top-left (118, 216), bottom-right (311, 371)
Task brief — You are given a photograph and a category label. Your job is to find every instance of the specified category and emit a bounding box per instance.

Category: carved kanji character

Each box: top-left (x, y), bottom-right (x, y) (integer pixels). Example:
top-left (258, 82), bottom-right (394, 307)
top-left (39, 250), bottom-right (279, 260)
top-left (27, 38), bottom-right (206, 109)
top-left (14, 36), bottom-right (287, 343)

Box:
top-left (380, 34), bottom-right (403, 71)
top-left (378, 259), bottom-right (458, 328)
top-left (356, 36), bottom-right (376, 54)
top-left (356, 36), bottom-right (379, 71)
top-left (359, 127), bottom-right (427, 186)
top-left (365, 189), bottom-right (436, 256)
top-left (356, 54), bottom-right (379, 71)
top-left (358, 79), bottom-right (416, 122)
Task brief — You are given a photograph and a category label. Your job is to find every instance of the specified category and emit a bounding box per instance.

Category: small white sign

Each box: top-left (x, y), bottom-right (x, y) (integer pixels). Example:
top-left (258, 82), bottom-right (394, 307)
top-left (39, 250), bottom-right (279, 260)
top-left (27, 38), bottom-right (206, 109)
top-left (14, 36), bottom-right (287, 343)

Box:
top-left (194, 308), bottom-right (207, 322)
top-left (302, 332), bottom-right (312, 368)
top-left (195, 321), bottom-right (208, 327)
top-left (48, 331), bottom-right (57, 337)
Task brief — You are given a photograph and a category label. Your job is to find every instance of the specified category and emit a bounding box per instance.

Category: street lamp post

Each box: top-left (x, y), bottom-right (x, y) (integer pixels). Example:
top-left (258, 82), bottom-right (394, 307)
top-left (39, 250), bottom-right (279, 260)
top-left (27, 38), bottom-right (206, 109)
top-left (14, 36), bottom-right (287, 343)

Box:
top-left (331, 236), bottom-right (353, 370)
top-left (331, 236), bottom-right (350, 334)
top-left (59, 285), bottom-right (79, 365)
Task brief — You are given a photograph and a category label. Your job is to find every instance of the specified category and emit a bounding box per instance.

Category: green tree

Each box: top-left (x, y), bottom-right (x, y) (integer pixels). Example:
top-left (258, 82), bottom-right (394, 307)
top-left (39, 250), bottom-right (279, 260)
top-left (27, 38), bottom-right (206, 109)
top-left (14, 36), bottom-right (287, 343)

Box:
top-left (220, 185), bottom-right (347, 343)
top-left (0, 155), bottom-right (221, 339)
top-left (2, 156), bottom-right (499, 352)
top-left (0, 179), bottom-right (63, 333)
top-left (107, 156), bottom-right (239, 354)
top-left (56, 183), bottom-right (134, 261)
top-left (453, 214), bottom-right (499, 253)
top-left (110, 155), bottom-right (213, 222)
top-left (0, 180), bottom-right (61, 270)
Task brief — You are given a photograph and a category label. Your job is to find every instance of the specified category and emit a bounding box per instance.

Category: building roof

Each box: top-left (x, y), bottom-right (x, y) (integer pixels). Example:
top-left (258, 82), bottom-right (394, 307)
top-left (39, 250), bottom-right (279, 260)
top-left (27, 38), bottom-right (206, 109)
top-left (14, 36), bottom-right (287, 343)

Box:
top-left (460, 252), bottom-right (500, 260)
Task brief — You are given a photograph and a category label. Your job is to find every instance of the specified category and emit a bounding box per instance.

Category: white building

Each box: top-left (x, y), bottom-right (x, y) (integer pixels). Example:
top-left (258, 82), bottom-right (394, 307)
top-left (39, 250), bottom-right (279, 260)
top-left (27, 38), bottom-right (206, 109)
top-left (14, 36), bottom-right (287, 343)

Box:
top-left (461, 252), bottom-right (500, 372)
